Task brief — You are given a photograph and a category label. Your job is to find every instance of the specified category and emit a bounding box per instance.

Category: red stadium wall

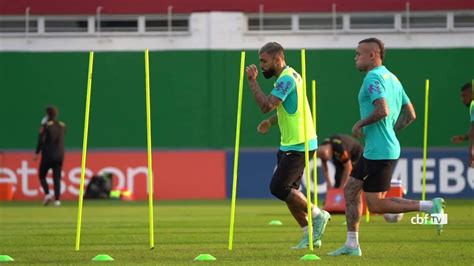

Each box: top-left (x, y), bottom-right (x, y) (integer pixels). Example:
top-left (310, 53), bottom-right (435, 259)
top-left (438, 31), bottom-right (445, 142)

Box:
top-left (0, 151), bottom-right (226, 200)
top-left (0, 0), bottom-right (472, 15)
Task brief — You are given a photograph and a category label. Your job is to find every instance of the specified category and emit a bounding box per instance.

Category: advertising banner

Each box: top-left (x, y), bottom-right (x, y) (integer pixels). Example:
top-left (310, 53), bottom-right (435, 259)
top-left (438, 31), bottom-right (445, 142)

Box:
top-left (226, 148), bottom-right (474, 199)
top-left (0, 151), bottom-right (226, 200)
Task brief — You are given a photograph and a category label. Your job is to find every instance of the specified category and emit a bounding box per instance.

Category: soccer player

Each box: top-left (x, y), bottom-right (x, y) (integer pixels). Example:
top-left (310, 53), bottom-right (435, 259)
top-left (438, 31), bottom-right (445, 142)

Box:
top-left (450, 82), bottom-right (474, 167)
top-left (451, 82), bottom-right (472, 144)
top-left (247, 42), bottom-right (330, 249)
top-left (470, 84), bottom-right (474, 168)
top-left (34, 106), bottom-right (66, 206)
top-left (318, 134), bottom-right (363, 190)
top-left (328, 38), bottom-right (445, 257)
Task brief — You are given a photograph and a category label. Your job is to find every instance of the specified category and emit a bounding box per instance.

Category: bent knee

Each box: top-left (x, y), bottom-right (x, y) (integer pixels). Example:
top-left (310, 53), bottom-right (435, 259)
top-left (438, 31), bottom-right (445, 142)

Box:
top-left (344, 180), bottom-right (362, 199)
top-left (269, 182), bottom-right (290, 201)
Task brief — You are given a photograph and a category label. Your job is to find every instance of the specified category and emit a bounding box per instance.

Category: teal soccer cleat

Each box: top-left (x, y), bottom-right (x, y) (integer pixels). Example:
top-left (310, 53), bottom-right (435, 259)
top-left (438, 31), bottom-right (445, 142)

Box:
top-left (291, 234), bottom-right (322, 249)
top-left (291, 210), bottom-right (330, 249)
top-left (312, 210), bottom-right (331, 241)
top-left (327, 245), bottom-right (362, 257)
top-left (429, 197), bottom-right (446, 235)
top-left (291, 234), bottom-right (309, 249)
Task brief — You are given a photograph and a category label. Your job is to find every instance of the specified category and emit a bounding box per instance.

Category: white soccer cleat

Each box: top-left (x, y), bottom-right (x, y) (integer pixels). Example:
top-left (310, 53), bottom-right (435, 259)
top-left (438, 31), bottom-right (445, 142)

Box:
top-left (43, 195), bottom-right (53, 206)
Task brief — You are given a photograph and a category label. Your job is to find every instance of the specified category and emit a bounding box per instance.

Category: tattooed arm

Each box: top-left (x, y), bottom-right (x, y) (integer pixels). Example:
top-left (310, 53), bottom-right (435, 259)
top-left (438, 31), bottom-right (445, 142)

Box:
top-left (352, 98), bottom-right (389, 138)
top-left (245, 64), bottom-right (282, 113)
top-left (394, 103), bottom-right (416, 133)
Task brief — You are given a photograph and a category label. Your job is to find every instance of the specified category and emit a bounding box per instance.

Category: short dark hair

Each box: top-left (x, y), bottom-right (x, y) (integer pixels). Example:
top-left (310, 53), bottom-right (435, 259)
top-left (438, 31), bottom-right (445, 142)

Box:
top-left (259, 42), bottom-right (285, 59)
top-left (359, 37), bottom-right (385, 61)
top-left (46, 106), bottom-right (58, 120)
top-left (461, 82), bottom-right (472, 92)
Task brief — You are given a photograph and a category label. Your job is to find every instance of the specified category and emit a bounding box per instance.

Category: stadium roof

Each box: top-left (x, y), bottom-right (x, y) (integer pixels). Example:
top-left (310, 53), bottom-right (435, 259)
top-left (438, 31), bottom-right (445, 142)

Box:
top-left (0, 0), bottom-right (473, 15)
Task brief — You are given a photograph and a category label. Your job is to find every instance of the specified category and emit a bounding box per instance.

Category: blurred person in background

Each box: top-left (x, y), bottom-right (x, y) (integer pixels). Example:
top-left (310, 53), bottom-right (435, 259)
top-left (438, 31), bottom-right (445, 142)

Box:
top-left (34, 106), bottom-right (66, 206)
top-left (318, 134), bottom-right (363, 191)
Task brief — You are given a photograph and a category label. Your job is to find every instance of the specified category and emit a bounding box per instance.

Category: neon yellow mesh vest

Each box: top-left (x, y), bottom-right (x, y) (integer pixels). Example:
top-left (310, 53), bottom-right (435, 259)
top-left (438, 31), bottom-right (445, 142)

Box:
top-left (276, 67), bottom-right (316, 146)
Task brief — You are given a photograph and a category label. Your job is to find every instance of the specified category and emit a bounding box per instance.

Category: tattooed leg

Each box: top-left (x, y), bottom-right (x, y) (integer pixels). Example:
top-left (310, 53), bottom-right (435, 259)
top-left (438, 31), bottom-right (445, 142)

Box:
top-left (344, 177), bottom-right (364, 232)
top-left (286, 189), bottom-right (309, 227)
top-left (365, 193), bottom-right (420, 214)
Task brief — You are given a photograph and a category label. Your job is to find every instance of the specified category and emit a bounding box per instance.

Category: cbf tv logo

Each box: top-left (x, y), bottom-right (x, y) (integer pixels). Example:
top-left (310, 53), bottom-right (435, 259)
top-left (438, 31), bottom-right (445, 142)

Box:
top-left (411, 213), bottom-right (448, 225)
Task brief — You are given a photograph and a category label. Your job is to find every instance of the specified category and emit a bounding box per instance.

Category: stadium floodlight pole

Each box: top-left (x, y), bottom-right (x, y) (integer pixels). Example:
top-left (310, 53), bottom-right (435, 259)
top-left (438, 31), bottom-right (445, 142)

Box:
top-left (422, 79), bottom-right (430, 201)
top-left (301, 49), bottom-right (314, 251)
top-left (75, 51), bottom-right (94, 251)
top-left (311, 80), bottom-right (318, 207)
top-left (228, 51), bottom-right (246, 251)
top-left (145, 49), bottom-right (155, 249)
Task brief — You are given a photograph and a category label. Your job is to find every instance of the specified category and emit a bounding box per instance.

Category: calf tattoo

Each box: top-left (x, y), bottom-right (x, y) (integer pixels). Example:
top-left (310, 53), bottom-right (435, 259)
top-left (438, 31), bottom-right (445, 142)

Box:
top-left (344, 178), bottom-right (363, 232)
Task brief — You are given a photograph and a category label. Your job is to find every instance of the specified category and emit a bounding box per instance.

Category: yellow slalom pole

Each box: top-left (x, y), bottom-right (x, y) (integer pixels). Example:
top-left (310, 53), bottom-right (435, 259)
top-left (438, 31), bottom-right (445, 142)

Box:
top-left (311, 80), bottom-right (318, 207)
top-left (301, 49), bottom-right (314, 251)
top-left (75, 51), bottom-right (94, 251)
top-left (421, 79), bottom-right (430, 201)
top-left (228, 51), bottom-right (245, 251)
top-left (145, 49), bottom-right (155, 249)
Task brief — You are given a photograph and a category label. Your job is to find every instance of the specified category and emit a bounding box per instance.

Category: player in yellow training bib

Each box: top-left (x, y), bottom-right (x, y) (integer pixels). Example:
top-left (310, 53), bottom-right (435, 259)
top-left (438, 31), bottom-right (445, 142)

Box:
top-left (245, 42), bottom-right (330, 249)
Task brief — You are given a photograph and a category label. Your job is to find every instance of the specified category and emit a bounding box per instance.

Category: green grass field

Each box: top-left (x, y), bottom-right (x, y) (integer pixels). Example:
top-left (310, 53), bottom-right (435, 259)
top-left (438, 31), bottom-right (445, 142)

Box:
top-left (1, 199), bottom-right (473, 265)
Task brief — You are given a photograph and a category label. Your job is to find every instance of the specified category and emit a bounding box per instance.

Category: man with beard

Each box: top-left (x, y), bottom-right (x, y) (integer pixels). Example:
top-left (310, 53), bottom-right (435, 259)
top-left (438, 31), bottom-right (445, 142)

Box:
top-left (328, 38), bottom-right (445, 257)
top-left (245, 42), bottom-right (331, 249)
top-left (450, 82), bottom-right (474, 167)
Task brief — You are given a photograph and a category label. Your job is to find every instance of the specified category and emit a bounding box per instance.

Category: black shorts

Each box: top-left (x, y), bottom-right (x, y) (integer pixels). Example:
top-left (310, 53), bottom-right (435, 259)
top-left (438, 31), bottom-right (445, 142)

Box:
top-left (351, 156), bottom-right (397, 192)
top-left (270, 150), bottom-right (315, 200)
